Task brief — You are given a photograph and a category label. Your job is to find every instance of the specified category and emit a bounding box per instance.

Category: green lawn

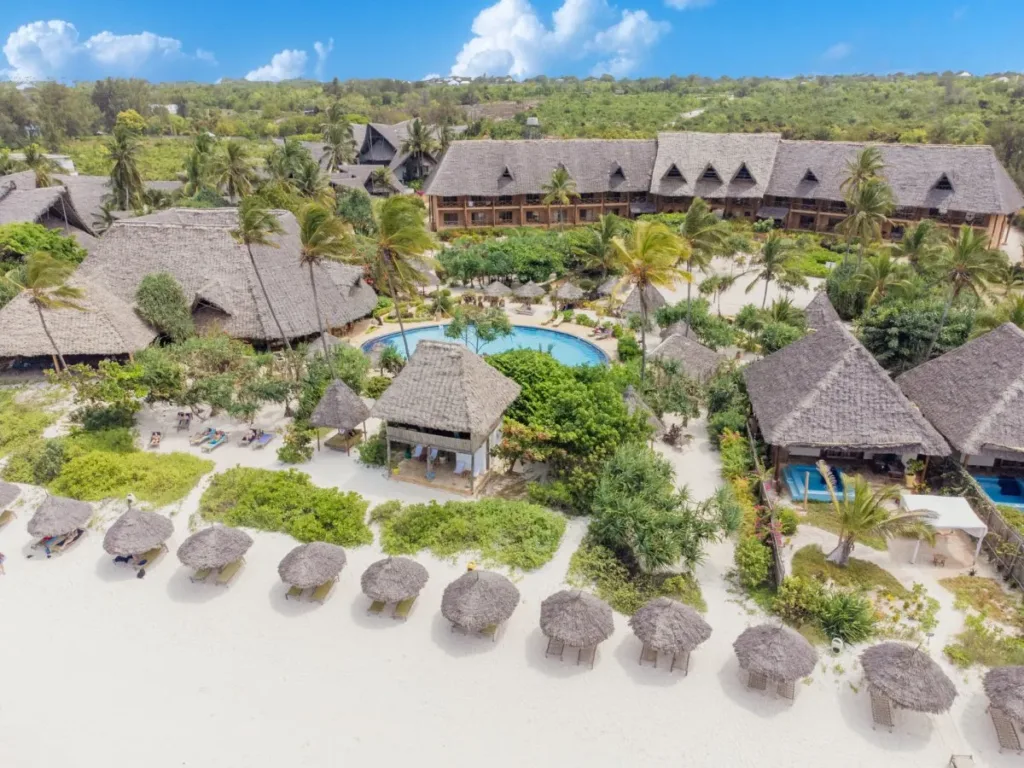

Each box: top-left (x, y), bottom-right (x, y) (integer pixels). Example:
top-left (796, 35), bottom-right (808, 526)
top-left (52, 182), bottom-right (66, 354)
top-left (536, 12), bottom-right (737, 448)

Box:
top-left (792, 544), bottom-right (910, 599)
top-left (800, 502), bottom-right (889, 551)
top-left (940, 575), bottom-right (1024, 630)
top-left (64, 137), bottom-right (276, 181)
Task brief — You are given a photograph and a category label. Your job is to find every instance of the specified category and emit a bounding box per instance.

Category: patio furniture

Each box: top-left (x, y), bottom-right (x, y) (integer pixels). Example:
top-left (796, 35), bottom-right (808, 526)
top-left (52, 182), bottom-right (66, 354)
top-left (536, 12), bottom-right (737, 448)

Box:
top-left (215, 558), bottom-right (245, 586)
top-left (545, 637), bottom-right (566, 660)
top-left (286, 585), bottom-right (305, 600)
top-left (577, 646), bottom-right (597, 669)
top-left (203, 432), bottom-right (228, 452)
top-left (932, 554), bottom-right (947, 567)
top-left (367, 600), bottom-right (387, 616)
top-left (870, 687), bottom-right (895, 732)
top-left (948, 756), bottom-right (976, 768)
top-left (747, 671), bottom-right (768, 691)
top-left (0, 509), bottom-right (15, 527)
top-left (639, 643), bottom-right (658, 667)
top-left (311, 578), bottom-right (336, 604)
top-left (190, 427), bottom-right (215, 446)
top-left (989, 706), bottom-right (1023, 754)
top-left (190, 567), bottom-right (212, 583)
top-left (393, 597), bottom-right (415, 621)
top-left (671, 649), bottom-right (692, 675)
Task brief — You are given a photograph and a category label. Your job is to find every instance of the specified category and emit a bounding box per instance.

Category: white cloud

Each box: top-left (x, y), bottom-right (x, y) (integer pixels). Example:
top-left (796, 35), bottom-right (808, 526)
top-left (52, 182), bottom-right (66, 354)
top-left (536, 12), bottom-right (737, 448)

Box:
top-left (2, 20), bottom-right (79, 81)
top-left (245, 49), bottom-right (307, 81)
top-left (196, 48), bottom-right (217, 64)
top-left (84, 31), bottom-right (182, 67)
top-left (664, 0), bottom-right (713, 8)
top-left (822, 42), bottom-right (852, 61)
top-left (449, 0), bottom-right (669, 79)
top-left (422, 73), bottom-right (442, 80)
top-left (313, 38), bottom-right (333, 79)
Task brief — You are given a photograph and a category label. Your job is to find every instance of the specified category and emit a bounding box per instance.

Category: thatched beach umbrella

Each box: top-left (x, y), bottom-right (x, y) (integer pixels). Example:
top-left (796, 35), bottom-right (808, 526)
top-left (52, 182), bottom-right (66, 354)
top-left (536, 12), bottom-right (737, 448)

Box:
top-left (27, 495), bottom-right (92, 539)
top-left (278, 542), bottom-right (347, 589)
top-left (0, 481), bottom-right (20, 510)
top-left (860, 642), bottom-right (957, 714)
top-left (310, 380), bottom-right (371, 433)
top-left (984, 666), bottom-right (1024, 723)
top-left (733, 624), bottom-right (817, 681)
top-left (442, 569), bottom-right (520, 632)
top-left (484, 280), bottom-right (512, 297)
top-left (102, 509), bottom-right (173, 556)
top-left (597, 275), bottom-right (620, 297)
top-left (629, 597), bottom-right (712, 654)
top-left (623, 385), bottom-right (665, 439)
top-left (540, 590), bottom-right (614, 648)
top-left (555, 282), bottom-right (584, 302)
top-left (361, 557), bottom-right (429, 603)
top-left (514, 281), bottom-right (545, 300)
top-left (177, 526), bottom-right (254, 570)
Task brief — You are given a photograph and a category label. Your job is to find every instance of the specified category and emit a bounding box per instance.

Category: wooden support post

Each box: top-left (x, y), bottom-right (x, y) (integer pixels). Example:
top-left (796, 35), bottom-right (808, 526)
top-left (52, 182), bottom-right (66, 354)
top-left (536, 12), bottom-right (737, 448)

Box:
top-left (803, 472), bottom-right (810, 510)
top-left (470, 451), bottom-right (475, 494)
top-left (385, 438), bottom-right (392, 479)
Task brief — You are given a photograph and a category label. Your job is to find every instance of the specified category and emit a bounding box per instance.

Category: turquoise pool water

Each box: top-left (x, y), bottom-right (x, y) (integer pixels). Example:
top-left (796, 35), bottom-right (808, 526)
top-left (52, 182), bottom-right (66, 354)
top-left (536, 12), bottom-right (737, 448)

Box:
top-left (973, 474), bottom-right (1024, 510)
top-left (362, 325), bottom-right (609, 366)
top-left (783, 463), bottom-right (853, 502)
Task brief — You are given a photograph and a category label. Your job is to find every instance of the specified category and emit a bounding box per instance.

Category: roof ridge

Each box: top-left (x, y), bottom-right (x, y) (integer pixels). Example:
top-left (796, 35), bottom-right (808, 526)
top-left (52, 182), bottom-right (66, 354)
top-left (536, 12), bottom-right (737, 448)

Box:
top-left (771, 336), bottom-right (849, 438)
top-left (965, 375), bottom-right (1024, 453)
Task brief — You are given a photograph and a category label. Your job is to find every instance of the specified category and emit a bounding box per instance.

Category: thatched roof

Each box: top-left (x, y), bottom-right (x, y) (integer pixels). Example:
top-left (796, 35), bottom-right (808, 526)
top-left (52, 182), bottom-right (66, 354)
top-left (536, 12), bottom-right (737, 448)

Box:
top-left (102, 509), bottom-right (173, 556)
top-left (27, 495), bottom-right (92, 538)
top-left (732, 624), bottom-right (817, 680)
top-left (650, 333), bottom-right (723, 383)
top-left (539, 590), bottom-right (614, 647)
top-left (360, 556), bottom-right (429, 602)
top-left (984, 666), bottom-right (1024, 722)
top-left (0, 181), bottom-right (94, 235)
top-left (804, 292), bottom-right (841, 331)
top-left (0, 481), bottom-right (21, 509)
top-left (513, 281), bottom-right (545, 299)
top-left (278, 542), bottom-right (347, 588)
top-left (652, 131), bottom-right (782, 200)
top-left (660, 321), bottom-right (693, 340)
top-left (176, 526), bottom-right (254, 570)
top-left (860, 642), bottom-right (957, 714)
top-left (623, 385), bottom-right (665, 438)
top-left (371, 341), bottom-right (521, 443)
top-left (310, 380), bottom-right (371, 432)
top-left (620, 284), bottom-right (667, 317)
top-left (555, 282), bottom-right (585, 301)
top-left (628, 597), bottom-right (712, 653)
top-left (484, 281), bottom-right (512, 297)
top-left (597, 276), bottom-right (621, 297)
top-left (441, 569), bottom-right (520, 631)
top-left (305, 333), bottom-right (349, 361)
top-left (743, 322), bottom-right (950, 455)
top-left (0, 278), bottom-right (157, 359)
top-left (897, 323), bottom-right (1024, 462)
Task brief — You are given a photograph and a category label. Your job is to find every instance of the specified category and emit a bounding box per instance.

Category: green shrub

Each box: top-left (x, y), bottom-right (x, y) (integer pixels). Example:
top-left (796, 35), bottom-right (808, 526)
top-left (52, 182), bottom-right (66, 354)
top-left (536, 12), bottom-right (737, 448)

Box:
top-left (778, 507), bottom-right (800, 536)
top-left (574, 313), bottom-right (596, 327)
top-left (135, 273), bottom-right (195, 342)
top-left (708, 409), bottom-right (749, 447)
top-left (734, 536), bottom-right (772, 589)
top-left (617, 334), bottom-right (641, 362)
top-left (49, 451), bottom-right (213, 506)
top-left (369, 500), bottom-right (402, 524)
top-left (363, 375), bottom-right (391, 399)
top-left (773, 575), bottom-right (825, 624)
top-left (0, 222), bottom-right (87, 265)
top-left (816, 590), bottom-right (877, 644)
top-left (944, 614), bottom-right (1024, 668)
top-left (277, 423), bottom-right (314, 464)
top-left (356, 425), bottom-right (388, 466)
top-left (0, 388), bottom-right (60, 459)
top-left (719, 429), bottom-right (752, 480)
top-left (199, 467), bottom-right (372, 546)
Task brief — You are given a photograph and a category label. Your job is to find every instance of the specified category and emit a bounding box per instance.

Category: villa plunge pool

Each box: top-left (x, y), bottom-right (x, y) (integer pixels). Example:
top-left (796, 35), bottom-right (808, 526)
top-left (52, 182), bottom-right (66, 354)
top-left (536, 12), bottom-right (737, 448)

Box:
top-left (362, 324), bottom-right (609, 367)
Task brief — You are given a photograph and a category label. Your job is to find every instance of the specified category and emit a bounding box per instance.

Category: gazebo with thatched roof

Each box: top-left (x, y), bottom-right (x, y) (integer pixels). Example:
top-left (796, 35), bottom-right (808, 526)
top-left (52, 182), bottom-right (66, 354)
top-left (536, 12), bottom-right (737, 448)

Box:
top-left (540, 589), bottom-right (614, 667)
top-left (177, 526), bottom-right (253, 571)
top-left (597, 275), bottom-right (620, 298)
top-left (103, 508), bottom-right (173, 563)
top-left (28, 495), bottom-right (92, 541)
top-left (623, 385), bottom-right (665, 441)
top-left (618, 284), bottom-right (667, 319)
top-left (514, 281), bottom-right (545, 300)
top-left (629, 597), bottom-right (712, 674)
top-left (860, 642), bottom-right (957, 727)
top-left (279, 542), bottom-right (347, 600)
top-left (650, 332), bottom-right (724, 383)
top-left (370, 341), bottom-right (521, 492)
top-left (310, 379), bottom-right (372, 453)
top-left (442, 569), bottom-right (520, 639)
top-left (983, 665), bottom-right (1024, 751)
top-left (660, 321), bottom-right (693, 341)
top-left (554, 282), bottom-right (584, 307)
top-left (484, 280), bottom-right (512, 298)
top-left (361, 556), bottom-right (429, 608)
top-left (305, 333), bottom-right (349, 361)
top-left (733, 624), bottom-right (817, 699)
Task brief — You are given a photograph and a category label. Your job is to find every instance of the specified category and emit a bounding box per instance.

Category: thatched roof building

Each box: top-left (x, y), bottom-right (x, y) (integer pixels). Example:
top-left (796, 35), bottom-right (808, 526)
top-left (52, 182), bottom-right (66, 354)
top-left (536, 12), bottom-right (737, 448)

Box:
top-left (305, 333), bottom-right (349, 361)
top-left (513, 281), bottom-right (545, 299)
top-left (660, 321), bottom-right (693, 340)
top-left (629, 597), bottom-right (712, 653)
top-left (896, 323), bottom-right (1024, 465)
top-left (278, 542), bottom-right (347, 589)
top-left (860, 642), bottom-right (957, 714)
top-left (619, 284), bottom-right (667, 318)
top-left (597, 275), bottom-right (621, 297)
top-left (441, 569), bottom-right (520, 632)
top-left (0, 181), bottom-right (94, 246)
top-left (484, 281), bottom-right (512, 297)
top-left (360, 557), bottom-right (429, 603)
top-left (555, 282), bottom-right (585, 302)
top-left (804, 292), bottom-right (841, 331)
top-left (733, 624), bottom-right (817, 681)
top-left (102, 509), bottom-right (173, 556)
top-left (0, 481), bottom-right (21, 510)
top-left (27, 495), bottom-right (92, 538)
top-left (176, 526), bottom-right (254, 570)
top-left (623, 385), bottom-right (665, 439)
top-left (650, 333), bottom-right (723, 383)
top-left (310, 380), bottom-right (371, 433)
top-left (744, 322), bottom-right (949, 458)
top-left (984, 666), bottom-right (1024, 722)
top-left (539, 590), bottom-right (614, 648)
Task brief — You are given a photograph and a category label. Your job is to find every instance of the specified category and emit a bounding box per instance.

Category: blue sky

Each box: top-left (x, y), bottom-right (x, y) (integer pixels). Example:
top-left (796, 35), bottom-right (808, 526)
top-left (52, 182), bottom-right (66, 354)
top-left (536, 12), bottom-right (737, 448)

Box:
top-left (2, 0), bottom-right (1023, 84)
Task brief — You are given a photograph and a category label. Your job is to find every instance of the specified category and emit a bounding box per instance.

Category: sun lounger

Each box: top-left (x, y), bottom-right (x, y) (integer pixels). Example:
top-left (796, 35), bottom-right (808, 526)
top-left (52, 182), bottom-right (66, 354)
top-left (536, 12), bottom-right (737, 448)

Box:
top-left (215, 558), bottom-right (244, 586)
top-left (286, 585), bottom-right (304, 601)
top-left (311, 578), bottom-right (336, 604)
top-left (479, 624), bottom-right (498, 642)
top-left (577, 645), bottom-right (597, 668)
top-left (949, 756), bottom-right (976, 768)
top-left (639, 642), bottom-right (658, 667)
top-left (776, 678), bottom-right (796, 700)
top-left (870, 687), bottom-right (895, 732)
top-left (176, 415), bottom-right (192, 431)
top-left (136, 545), bottom-right (166, 567)
top-left (253, 432), bottom-right (275, 449)
top-left (545, 637), bottom-right (566, 660)
top-left (52, 529), bottom-right (82, 554)
top-left (671, 649), bottom-right (691, 675)
top-left (551, 315), bottom-right (564, 328)
top-left (989, 706), bottom-right (1022, 753)
top-left (0, 509), bottom-right (16, 527)
top-left (190, 428), bottom-right (215, 446)
top-left (203, 433), bottom-right (228, 452)
top-left (392, 597), bottom-right (415, 621)
top-left (516, 304), bottom-right (535, 315)
top-left (747, 671), bottom-right (768, 691)
top-left (367, 600), bottom-right (387, 616)
top-left (191, 567), bottom-right (212, 583)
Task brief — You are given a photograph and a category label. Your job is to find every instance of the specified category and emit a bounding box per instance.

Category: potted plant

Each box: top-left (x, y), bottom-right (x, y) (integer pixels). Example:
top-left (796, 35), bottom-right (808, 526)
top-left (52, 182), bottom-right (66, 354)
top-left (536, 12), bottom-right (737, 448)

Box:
top-left (905, 459), bottom-right (926, 488)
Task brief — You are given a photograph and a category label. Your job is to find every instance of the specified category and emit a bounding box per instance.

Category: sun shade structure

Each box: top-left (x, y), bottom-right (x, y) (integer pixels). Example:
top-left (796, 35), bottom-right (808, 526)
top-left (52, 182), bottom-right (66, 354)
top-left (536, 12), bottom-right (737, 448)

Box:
top-left (623, 385), bottom-right (665, 439)
top-left (901, 494), bottom-right (988, 564)
top-left (554, 282), bottom-right (585, 302)
top-left (0, 481), bottom-right (21, 509)
top-left (540, 590), bottom-right (614, 648)
top-left (897, 323), bottom-right (1024, 466)
top-left (650, 333), bottom-right (724, 383)
top-left (176, 526), bottom-right (254, 570)
top-left (360, 557), bottom-right (430, 603)
top-left (629, 597), bottom-right (712, 654)
top-left (278, 542), bottom-right (347, 589)
top-left (309, 380), bottom-right (372, 433)
top-left (619, 284), bottom-right (667, 318)
top-left (484, 281), bottom-right (512, 297)
top-left (513, 281), bottom-right (545, 299)
top-left (860, 642), bottom-right (957, 714)
top-left (441, 569), bottom-right (521, 632)
top-left (804, 292), bottom-right (841, 331)
top-left (27, 495), bottom-right (92, 538)
top-left (743, 322), bottom-right (950, 457)
top-left (733, 624), bottom-right (817, 681)
top-left (984, 666), bottom-right (1024, 723)
top-left (102, 509), bottom-right (173, 557)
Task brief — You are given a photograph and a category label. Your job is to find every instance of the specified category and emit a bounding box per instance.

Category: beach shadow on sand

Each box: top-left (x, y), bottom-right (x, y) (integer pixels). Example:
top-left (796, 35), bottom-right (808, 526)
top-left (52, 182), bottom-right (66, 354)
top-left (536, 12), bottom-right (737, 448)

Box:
top-left (347, 596), bottom-right (422, 630)
top-left (165, 566), bottom-right (233, 604)
top-left (268, 583), bottom-right (326, 617)
top-left (834, 678), bottom-right (935, 754)
top-left (429, 611), bottom-right (506, 657)
top-left (958, 692), bottom-right (1019, 766)
top-left (715, 658), bottom-right (803, 718)
top-left (94, 553), bottom-right (167, 583)
top-left (522, 627), bottom-right (600, 679)
top-left (611, 635), bottom-right (690, 687)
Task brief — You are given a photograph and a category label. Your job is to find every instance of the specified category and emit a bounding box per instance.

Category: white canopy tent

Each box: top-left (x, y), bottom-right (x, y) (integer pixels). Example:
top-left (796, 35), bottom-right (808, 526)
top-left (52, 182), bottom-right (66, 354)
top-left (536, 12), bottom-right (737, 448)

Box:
top-left (901, 493), bottom-right (988, 565)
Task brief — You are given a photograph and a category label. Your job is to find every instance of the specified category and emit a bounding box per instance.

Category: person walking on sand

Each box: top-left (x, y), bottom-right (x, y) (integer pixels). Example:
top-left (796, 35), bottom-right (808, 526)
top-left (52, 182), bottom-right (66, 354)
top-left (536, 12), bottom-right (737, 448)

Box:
top-left (0, 551), bottom-right (6, 575)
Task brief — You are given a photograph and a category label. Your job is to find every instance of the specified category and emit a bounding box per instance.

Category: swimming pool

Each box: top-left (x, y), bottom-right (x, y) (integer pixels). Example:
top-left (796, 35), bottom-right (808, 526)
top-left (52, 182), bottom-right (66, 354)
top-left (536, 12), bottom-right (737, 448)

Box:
top-left (362, 324), bottom-right (609, 366)
top-left (972, 474), bottom-right (1024, 510)
top-left (783, 463), bottom-right (853, 503)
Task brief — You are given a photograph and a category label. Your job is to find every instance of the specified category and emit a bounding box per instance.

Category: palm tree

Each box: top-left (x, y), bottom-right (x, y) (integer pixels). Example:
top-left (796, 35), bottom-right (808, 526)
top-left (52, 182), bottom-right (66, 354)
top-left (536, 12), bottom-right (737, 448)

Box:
top-left (837, 178), bottom-right (894, 267)
top-left (369, 167), bottom-right (396, 196)
top-left (700, 273), bottom-right (738, 316)
top-left (320, 102), bottom-right (348, 137)
top-left (763, 297), bottom-right (806, 327)
top-left (231, 199), bottom-right (293, 355)
top-left (610, 221), bottom-right (691, 384)
top-left (296, 204), bottom-right (353, 366)
top-left (5, 252), bottom-right (85, 371)
top-left (211, 140), bottom-right (255, 202)
top-left (678, 197), bottom-right (728, 332)
top-left (294, 156), bottom-right (334, 205)
top-left (573, 214), bottom-right (622, 279)
top-left (181, 147), bottom-right (211, 197)
top-left (923, 225), bottom-right (1007, 359)
top-left (974, 295), bottom-right (1024, 335)
top-left (992, 262), bottom-right (1024, 296)
top-left (852, 253), bottom-right (913, 306)
top-left (542, 166), bottom-right (579, 227)
top-left (437, 121), bottom-right (455, 154)
top-left (106, 131), bottom-right (144, 210)
top-left (23, 144), bottom-right (54, 188)
top-left (399, 119), bottom-right (438, 181)
top-left (817, 462), bottom-right (934, 566)
top-left (92, 202), bottom-right (117, 235)
top-left (321, 122), bottom-right (356, 172)
top-left (891, 219), bottom-right (941, 267)
top-left (266, 139), bottom-right (305, 186)
top-left (745, 231), bottom-right (803, 308)
top-left (840, 146), bottom-right (884, 194)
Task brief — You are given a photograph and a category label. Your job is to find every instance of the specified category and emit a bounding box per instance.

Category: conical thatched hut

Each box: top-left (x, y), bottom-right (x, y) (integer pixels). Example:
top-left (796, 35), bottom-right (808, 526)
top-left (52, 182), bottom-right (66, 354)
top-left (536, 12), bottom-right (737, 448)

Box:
top-left (650, 333), bottom-right (724, 383)
top-left (540, 590), bottom-right (614, 648)
top-left (554, 282), bottom-right (584, 304)
top-left (27, 495), bottom-right (92, 539)
top-left (629, 597), bottom-right (712, 673)
top-left (597, 275), bottom-right (621, 298)
top-left (278, 542), bottom-right (347, 589)
top-left (0, 481), bottom-right (21, 511)
top-left (860, 642), bottom-right (957, 714)
top-left (733, 624), bottom-right (817, 695)
top-left (623, 385), bottom-right (665, 439)
top-left (660, 321), bottom-right (692, 341)
top-left (985, 666), bottom-right (1024, 723)
top-left (310, 380), bottom-right (371, 435)
top-left (619, 284), bottom-right (667, 318)
top-left (102, 509), bottom-right (173, 557)
top-left (177, 526), bottom-right (254, 570)
top-left (360, 557), bottom-right (429, 603)
top-left (484, 280), bottom-right (512, 297)
top-left (513, 281), bottom-right (545, 300)
top-left (442, 569), bottom-right (520, 633)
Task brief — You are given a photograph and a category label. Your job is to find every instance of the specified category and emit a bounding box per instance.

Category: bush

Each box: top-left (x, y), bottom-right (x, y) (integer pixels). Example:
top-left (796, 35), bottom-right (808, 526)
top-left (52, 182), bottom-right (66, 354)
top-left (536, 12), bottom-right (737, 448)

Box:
top-left (708, 409), bottom-right (749, 447)
top-left (364, 375), bottom-right (391, 399)
top-left (277, 423), bottom-right (314, 464)
top-left (734, 536), bottom-right (772, 589)
top-left (0, 222), bottom-right (88, 265)
top-left (778, 507), bottom-right (800, 536)
top-left (773, 576), bottom-right (825, 624)
top-left (858, 297), bottom-right (975, 373)
top-left (944, 614), bottom-right (1024, 668)
top-left (825, 260), bottom-right (868, 320)
top-left (816, 590), bottom-right (877, 644)
top-left (369, 500), bottom-right (402, 524)
top-left (617, 334), bottom-right (641, 362)
top-left (199, 467), bottom-right (372, 546)
top-left (75, 404), bottom-right (138, 431)
top-left (719, 429), bottom-right (752, 481)
top-left (758, 321), bottom-right (805, 353)
top-left (50, 450), bottom-right (213, 506)
top-left (356, 425), bottom-right (388, 466)
top-left (135, 273), bottom-right (195, 342)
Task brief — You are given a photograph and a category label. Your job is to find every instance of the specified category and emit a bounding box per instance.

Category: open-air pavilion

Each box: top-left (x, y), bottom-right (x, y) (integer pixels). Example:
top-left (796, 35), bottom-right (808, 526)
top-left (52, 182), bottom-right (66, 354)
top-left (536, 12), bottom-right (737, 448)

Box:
top-left (177, 526), bottom-right (253, 586)
top-left (442, 568), bottom-right (520, 641)
top-left (628, 597), bottom-right (712, 675)
top-left (733, 624), bottom-right (817, 700)
top-left (103, 508), bottom-right (174, 568)
top-left (539, 590), bottom-right (614, 668)
top-left (279, 541), bottom-right (347, 603)
top-left (860, 642), bottom-right (957, 732)
top-left (901, 493), bottom-right (988, 566)
top-left (310, 379), bottom-right (372, 453)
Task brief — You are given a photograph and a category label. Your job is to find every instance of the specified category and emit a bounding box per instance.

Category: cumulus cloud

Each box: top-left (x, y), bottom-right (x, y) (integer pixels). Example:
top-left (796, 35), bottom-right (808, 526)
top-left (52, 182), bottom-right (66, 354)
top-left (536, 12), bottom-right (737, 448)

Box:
top-left (664, 0), bottom-right (713, 7)
top-left (245, 49), bottom-right (308, 81)
top-left (822, 42), bottom-right (852, 61)
top-left (84, 31), bottom-right (182, 67)
top-left (2, 20), bottom-right (80, 81)
top-left (449, 0), bottom-right (669, 79)
top-left (313, 38), bottom-right (333, 79)
top-left (422, 73), bottom-right (442, 81)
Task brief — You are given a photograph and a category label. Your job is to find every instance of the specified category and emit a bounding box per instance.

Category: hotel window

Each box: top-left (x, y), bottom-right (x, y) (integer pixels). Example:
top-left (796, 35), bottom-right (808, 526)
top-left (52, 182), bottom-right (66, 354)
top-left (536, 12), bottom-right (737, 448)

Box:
top-left (664, 164), bottom-right (683, 179)
top-left (701, 165), bottom-right (721, 182)
top-left (632, 193), bottom-right (649, 203)
top-left (496, 195), bottom-right (514, 205)
top-left (525, 210), bottom-right (542, 223)
top-left (525, 194), bottom-right (542, 205)
top-left (441, 196), bottom-right (459, 207)
top-left (498, 211), bottom-right (514, 223)
top-left (606, 192), bottom-right (623, 202)
top-left (801, 198), bottom-right (817, 208)
top-left (471, 212), bottom-right (488, 224)
top-left (579, 193), bottom-right (598, 203)
top-left (579, 209), bottom-right (592, 222)
top-left (469, 196), bottom-right (491, 206)
top-left (734, 164), bottom-right (753, 182)
top-left (553, 211), bottom-right (569, 223)
top-left (442, 213), bottom-right (459, 226)
top-left (607, 207), bottom-right (620, 216)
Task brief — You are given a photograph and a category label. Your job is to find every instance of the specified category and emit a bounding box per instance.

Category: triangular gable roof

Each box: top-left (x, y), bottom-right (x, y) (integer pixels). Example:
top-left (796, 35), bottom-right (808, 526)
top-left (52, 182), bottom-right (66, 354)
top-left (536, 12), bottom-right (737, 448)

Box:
top-left (309, 379), bottom-right (371, 432)
top-left (733, 163), bottom-right (755, 183)
top-left (500, 165), bottom-right (514, 181)
top-left (0, 182), bottom-right (95, 235)
top-left (610, 163), bottom-right (626, 180)
top-left (193, 279), bottom-right (235, 316)
top-left (804, 292), bottom-right (841, 331)
top-left (803, 168), bottom-right (819, 183)
top-left (650, 333), bottom-right (723, 382)
top-left (934, 173), bottom-right (954, 191)
top-left (664, 163), bottom-right (685, 180)
top-left (700, 163), bottom-right (721, 182)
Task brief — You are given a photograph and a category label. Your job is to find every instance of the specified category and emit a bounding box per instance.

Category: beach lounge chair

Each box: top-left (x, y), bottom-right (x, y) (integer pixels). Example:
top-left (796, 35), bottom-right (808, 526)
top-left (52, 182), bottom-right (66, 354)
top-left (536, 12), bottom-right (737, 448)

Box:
top-left (479, 624), bottom-right (499, 642)
top-left (176, 413), bottom-right (192, 431)
top-left (136, 544), bottom-right (166, 567)
top-left (949, 756), bottom-right (976, 768)
top-left (240, 430), bottom-right (256, 446)
top-left (776, 678), bottom-right (796, 700)
top-left (989, 706), bottom-right (1022, 753)
top-left (870, 688), bottom-right (895, 732)
top-left (367, 600), bottom-right (387, 616)
top-left (52, 529), bottom-right (82, 554)
top-left (203, 432), bottom-right (228, 452)
top-left (516, 304), bottom-right (535, 316)
top-left (551, 315), bottom-right (564, 328)
top-left (0, 509), bottom-right (16, 528)
top-left (639, 642), bottom-right (658, 667)
top-left (577, 645), bottom-right (597, 669)
top-left (311, 578), bottom-right (336, 604)
top-left (190, 567), bottom-right (212, 583)
top-left (253, 432), bottom-right (275, 449)
top-left (392, 597), bottom-right (416, 621)
top-left (546, 637), bottom-right (566, 660)
top-left (286, 585), bottom-right (304, 601)
top-left (747, 671), bottom-right (768, 691)
top-left (190, 427), bottom-right (215, 446)
top-left (149, 431), bottom-right (162, 449)
top-left (671, 649), bottom-right (691, 675)
top-left (215, 558), bottom-right (244, 586)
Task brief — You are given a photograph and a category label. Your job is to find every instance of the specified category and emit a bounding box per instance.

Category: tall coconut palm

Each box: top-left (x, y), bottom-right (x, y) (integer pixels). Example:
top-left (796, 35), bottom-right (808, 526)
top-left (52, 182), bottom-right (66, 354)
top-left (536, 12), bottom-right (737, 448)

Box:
top-left (294, 156), bottom-right (334, 205)
top-left (840, 145), bottom-right (885, 194)
top-left (745, 231), bottom-right (803, 308)
top-left (370, 167), bottom-right (396, 196)
top-left (92, 202), bottom-right (117, 235)
top-left (763, 297), bottom-right (806, 327)
top-left (320, 102), bottom-right (348, 137)
top-left (923, 225), bottom-right (1006, 359)
top-left (266, 139), bottom-right (305, 186)
top-left (542, 166), bottom-right (579, 227)
top-left (211, 139), bottom-right (255, 202)
top-left (23, 144), bottom-right (54, 188)
top-left (296, 204), bottom-right (353, 366)
top-left (399, 119), bottom-right (438, 181)
top-left (678, 197), bottom-right (728, 332)
top-left (837, 178), bottom-right (894, 267)
top-left (573, 213), bottom-right (623, 279)
top-left (853, 253), bottom-right (913, 306)
top-left (181, 146), bottom-right (212, 197)
top-left (992, 262), bottom-right (1024, 296)
top-left (892, 219), bottom-right (941, 267)
top-left (817, 462), bottom-right (934, 566)
top-left (321, 122), bottom-right (356, 172)
top-left (5, 252), bottom-right (85, 371)
top-left (437, 121), bottom-right (455, 154)
top-left (231, 199), bottom-right (292, 354)
top-left (106, 130), bottom-right (144, 210)
top-left (610, 221), bottom-right (691, 384)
